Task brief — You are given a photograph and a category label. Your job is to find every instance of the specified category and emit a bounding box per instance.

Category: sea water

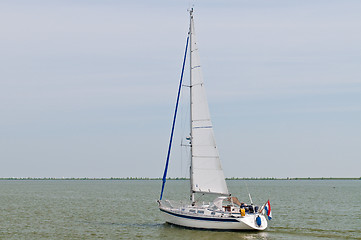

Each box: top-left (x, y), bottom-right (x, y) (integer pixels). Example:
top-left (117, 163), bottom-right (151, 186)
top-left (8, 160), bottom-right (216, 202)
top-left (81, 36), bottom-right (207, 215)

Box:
top-left (0, 180), bottom-right (360, 239)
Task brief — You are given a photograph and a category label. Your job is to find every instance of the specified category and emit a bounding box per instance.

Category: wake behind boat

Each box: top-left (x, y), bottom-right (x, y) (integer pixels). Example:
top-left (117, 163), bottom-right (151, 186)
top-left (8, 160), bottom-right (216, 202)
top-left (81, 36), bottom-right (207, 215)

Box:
top-left (158, 8), bottom-right (271, 231)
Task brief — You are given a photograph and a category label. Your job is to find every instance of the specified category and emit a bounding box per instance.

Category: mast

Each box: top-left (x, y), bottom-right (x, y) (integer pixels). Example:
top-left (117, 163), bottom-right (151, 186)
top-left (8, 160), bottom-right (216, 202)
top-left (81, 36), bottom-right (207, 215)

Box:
top-left (189, 8), bottom-right (195, 203)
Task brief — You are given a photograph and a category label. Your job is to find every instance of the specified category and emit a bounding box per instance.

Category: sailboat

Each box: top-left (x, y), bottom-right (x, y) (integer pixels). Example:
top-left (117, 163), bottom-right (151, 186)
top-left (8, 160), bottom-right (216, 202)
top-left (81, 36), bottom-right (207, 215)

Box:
top-left (158, 8), bottom-right (271, 231)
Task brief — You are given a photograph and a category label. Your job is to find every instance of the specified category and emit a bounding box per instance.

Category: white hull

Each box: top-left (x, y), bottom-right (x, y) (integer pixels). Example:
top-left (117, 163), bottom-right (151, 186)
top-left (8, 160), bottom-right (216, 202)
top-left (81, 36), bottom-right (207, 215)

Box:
top-left (159, 206), bottom-right (267, 231)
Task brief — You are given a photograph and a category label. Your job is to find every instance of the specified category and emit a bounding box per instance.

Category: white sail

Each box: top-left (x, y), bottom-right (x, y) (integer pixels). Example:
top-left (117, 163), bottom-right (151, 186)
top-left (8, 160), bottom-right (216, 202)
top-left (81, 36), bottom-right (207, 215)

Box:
top-left (189, 13), bottom-right (229, 196)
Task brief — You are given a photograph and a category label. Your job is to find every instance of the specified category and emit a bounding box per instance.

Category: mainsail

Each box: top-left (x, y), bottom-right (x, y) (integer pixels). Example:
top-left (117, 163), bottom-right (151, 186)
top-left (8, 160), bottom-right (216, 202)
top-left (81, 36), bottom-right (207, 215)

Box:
top-left (189, 11), bottom-right (229, 196)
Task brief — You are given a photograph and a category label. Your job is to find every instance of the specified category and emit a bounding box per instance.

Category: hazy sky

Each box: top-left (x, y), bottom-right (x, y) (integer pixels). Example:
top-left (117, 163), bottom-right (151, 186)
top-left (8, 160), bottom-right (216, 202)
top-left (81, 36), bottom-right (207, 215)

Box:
top-left (1, 0), bottom-right (360, 178)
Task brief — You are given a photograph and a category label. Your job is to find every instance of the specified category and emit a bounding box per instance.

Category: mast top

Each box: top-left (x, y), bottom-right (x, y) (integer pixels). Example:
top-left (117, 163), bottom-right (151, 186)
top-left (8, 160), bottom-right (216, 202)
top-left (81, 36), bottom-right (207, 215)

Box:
top-left (188, 7), bottom-right (194, 16)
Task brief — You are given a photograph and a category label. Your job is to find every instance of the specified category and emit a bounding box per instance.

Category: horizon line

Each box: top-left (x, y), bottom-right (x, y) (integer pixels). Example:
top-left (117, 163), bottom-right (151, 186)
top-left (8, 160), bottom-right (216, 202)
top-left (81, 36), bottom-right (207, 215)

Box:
top-left (0, 177), bottom-right (360, 180)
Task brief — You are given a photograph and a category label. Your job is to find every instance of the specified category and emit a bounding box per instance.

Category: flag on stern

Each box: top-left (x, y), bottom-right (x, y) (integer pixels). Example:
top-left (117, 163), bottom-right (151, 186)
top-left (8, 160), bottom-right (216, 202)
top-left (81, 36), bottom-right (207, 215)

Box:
top-left (264, 200), bottom-right (272, 220)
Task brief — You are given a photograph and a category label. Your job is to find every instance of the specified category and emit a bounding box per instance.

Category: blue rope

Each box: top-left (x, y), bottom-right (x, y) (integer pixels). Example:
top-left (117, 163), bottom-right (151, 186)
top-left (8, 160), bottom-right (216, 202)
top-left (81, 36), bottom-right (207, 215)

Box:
top-left (160, 35), bottom-right (189, 200)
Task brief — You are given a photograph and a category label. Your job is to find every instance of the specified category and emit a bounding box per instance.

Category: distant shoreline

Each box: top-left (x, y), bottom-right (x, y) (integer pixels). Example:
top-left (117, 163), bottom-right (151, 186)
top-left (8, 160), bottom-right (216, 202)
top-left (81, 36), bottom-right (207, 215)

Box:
top-left (0, 177), bottom-right (360, 180)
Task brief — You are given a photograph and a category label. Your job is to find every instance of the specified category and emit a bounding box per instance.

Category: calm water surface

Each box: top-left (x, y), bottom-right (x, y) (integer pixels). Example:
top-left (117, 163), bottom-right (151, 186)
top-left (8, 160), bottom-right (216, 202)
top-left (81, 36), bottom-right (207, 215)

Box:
top-left (0, 180), bottom-right (360, 239)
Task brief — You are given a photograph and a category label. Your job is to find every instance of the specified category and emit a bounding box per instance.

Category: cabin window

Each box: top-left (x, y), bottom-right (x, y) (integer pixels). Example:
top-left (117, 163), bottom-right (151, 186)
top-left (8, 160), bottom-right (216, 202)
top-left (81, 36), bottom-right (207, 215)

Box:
top-left (197, 210), bottom-right (204, 214)
top-left (211, 212), bottom-right (215, 215)
top-left (189, 210), bottom-right (196, 213)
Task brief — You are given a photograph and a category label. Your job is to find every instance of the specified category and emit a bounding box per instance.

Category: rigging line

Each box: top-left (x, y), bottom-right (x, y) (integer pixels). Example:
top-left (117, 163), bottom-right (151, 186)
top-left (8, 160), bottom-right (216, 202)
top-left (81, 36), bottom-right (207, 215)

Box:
top-left (244, 181), bottom-right (253, 205)
top-left (180, 80), bottom-right (189, 177)
top-left (180, 138), bottom-right (183, 177)
top-left (195, 193), bottom-right (205, 203)
top-left (180, 92), bottom-right (186, 178)
top-left (160, 35), bottom-right (190, 201)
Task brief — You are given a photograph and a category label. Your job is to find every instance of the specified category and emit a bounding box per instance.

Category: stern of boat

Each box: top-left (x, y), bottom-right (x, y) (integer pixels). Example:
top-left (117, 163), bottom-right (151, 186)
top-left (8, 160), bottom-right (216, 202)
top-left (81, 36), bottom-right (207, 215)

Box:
top-left (236, 214), bottom-right (268, 230)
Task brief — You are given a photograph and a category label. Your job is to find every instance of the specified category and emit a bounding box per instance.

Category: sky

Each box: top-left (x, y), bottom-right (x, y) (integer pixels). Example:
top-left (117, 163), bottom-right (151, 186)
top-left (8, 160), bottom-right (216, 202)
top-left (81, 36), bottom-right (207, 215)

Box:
top-left (0, 0), bottom-right (360, 178)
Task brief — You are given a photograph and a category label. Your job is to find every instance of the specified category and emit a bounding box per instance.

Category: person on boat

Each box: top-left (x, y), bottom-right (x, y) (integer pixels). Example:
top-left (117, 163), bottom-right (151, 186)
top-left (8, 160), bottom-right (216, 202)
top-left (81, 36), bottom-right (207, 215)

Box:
top-left (227, 196), bottom-right (242, 206)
